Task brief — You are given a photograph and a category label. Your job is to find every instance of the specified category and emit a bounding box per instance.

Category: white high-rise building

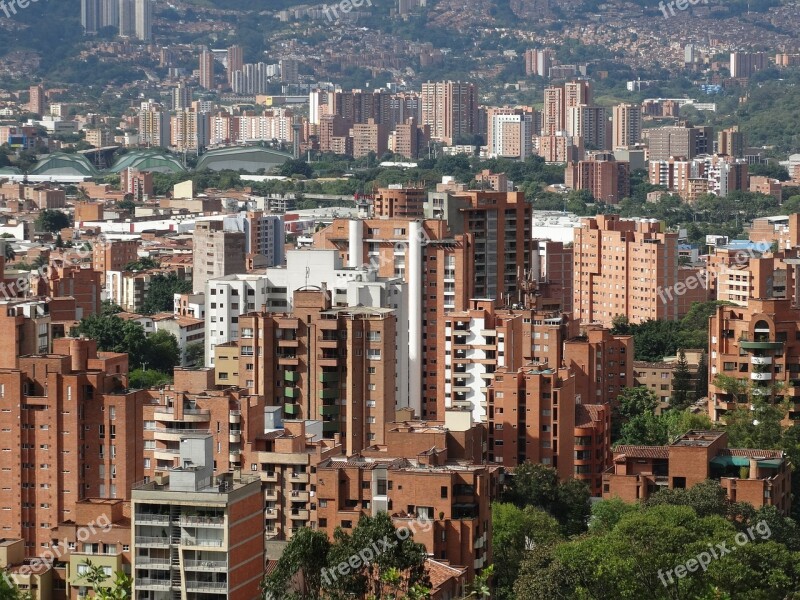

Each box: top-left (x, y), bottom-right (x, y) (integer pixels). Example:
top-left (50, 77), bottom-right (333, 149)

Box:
top-left (135, 0), bottom-right (152, 41)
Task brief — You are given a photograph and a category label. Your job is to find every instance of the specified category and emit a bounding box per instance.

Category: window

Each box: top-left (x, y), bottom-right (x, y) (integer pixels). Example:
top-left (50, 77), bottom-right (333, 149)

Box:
top-left (367, 349), bottom-right (381, 360)
top-left (441, 487), bottom-right (448, 498)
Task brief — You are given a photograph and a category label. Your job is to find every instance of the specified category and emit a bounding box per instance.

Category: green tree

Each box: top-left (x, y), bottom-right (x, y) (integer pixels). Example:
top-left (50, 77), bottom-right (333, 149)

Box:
top-left (140, 273), bottom-right (191, 315)
top-left (670, 350), bottom-right (693, 411)
top-left (128, 369), bottom-right (172, 390)
top-left (184, 341), bottom-right (204, 367)
top-left (2, 241), bottom-right (14, 262)
top-left (492, 503), bottom-right (561, 600)
top-left (500, 463), bottom-right (590, 536)
top-left (261, 527), bottom-right (330, 600)
top-left (0, 574), bottom-right (29, 599)
top-left (723, 398), bottom-right (786, 449)
top-left (695, 350), bottom-right (709, 399)
top-left (35, 209), bottom-right (71, 233)
top-left (278, 159), bottom-right (314, 179)
top-left (141, 330), bottom-right (180, 372)
top-left (616, 412), bottom-right (669, 446)
top-left (613, 386), bottom-right (660, 441)
top-left (327, 512), bottom-right (430, 599)
top-left (78, 560), bottom-right (132, 600)
top-left (123, 257), bottom-right (159, 272)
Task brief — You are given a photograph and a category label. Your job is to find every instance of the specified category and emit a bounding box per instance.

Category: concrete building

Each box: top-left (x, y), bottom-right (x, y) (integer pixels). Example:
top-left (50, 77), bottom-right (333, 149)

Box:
top-left (612, 103), bottom-right (641, 149)
top-left (92, 238), bottom-right (138, 286)
top-left (217, 211), bottom-right (285, 268)
top-left (488, 108), bottom-right (534, 159)
top-left (420, 81), bottom-right (478, 145)
top-left (524, 48), bottom-right (554, 77)
top-left (227, 45), bottom-right (243, 85)
top-left (604, 431), bottom-right (790, 514)
top-left (192, 220), bottom-right (246, 294)
top-left (730, 52), bottom-right (768, 78)
top-left (199, 50), bottom-right (215, 90)
top-left (566, 104), bottom-right (609, 151)
top-left (131, 435), bottom-right (264, 599)
top-left (134, 0), bottom-right (151, 41)
top-left (644, 124), bottom-right (713, 161)
top-left (718, 126), bottom-right (745, 158)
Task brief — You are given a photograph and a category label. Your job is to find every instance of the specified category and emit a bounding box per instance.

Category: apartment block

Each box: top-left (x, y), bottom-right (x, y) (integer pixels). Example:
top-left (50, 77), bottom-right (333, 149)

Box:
top-left (51, 499), bottom-right (131, 600)
top-left (573, 215), bottom-right (680, 326)
top-left (565, 156), bottom-right (630, 203)
top-left (566, 104), bottom-right (609, 151)
top-left (707, 297), bottom-right (800, 422)
top-left (534, 134), bottom-right (583, 163)
top-left (120, 168), bottom-right (154, 201)
top-left (604, 431), bottom-right (790, 514)
top-left (487, 108), bottom-right (534, 159)
top-left (93, 239), bottom-right (138, 286)
top-left (192, 220), bottom-right (246, 294)
top-left (542, 80), bottom-right (591, 136)
top-left (612, 103), bottom-right (641, 149)
top-left (420, 81), bottom-right (478, 145)
top-left (730, 52), bottom-right (768, 78)
top-left (313, 218), bottom-right (474, 420)
top-left (524, 49), bottom-right (554, 77)
top-left (634, 352), bottom-right (702, 405)
top-left (0, 338), bottom-right (147, 557)
top-left (644, 124), bottom-right (713, 161)
top-left (316, 411), bottom-right (498, 580)
top-left (0, 538), bottom-right (52, 600)
top-left (372, 186), bottom-right (426, 219)
top-left (132, 435), bottom-right (264, 599)
top-left (224, 289), bottom-right (397, 456)
top-left (351, 118), bottom-right (389, 158)
top-left (718, 126), bottom-right (745, 157)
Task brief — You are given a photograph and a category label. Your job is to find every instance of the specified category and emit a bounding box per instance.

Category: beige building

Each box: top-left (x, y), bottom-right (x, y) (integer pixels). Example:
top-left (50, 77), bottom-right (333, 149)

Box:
top-left (612, 103), bottom-right (641, 149)
top-left (192, 220), bottom-right (246, 293)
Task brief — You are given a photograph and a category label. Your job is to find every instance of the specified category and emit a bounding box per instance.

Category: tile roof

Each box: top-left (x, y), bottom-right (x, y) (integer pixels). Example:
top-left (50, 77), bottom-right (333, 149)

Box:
top-left (612, 445), bottom-right (670, 460)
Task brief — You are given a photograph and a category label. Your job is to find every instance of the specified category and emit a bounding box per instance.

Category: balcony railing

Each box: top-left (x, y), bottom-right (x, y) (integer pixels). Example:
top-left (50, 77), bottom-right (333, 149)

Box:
top-left (180, 537), bottom-right (224, 547)
top-left (184, 560), bottom-right (227, 570)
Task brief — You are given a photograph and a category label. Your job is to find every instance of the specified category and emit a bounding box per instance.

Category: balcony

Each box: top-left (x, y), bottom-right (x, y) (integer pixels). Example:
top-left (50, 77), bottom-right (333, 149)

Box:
top-left (751, 356), bottom-right (773, 365)
top-left (278, 338), bottom-right (300, 348)
top-left (185, 581), bottom-right (227, 593)
top-left (322, 422), bottom-right (339, 434)
top-left (152, 448), bottom-right (180, 461)
top-left (317, 353), bottom-right (340, 366)
top-left (264, 488), bottom-right (278, 500)
top-left (284, 403), bottom-right (300, 416)
top-left (265, 508), bottom-right (278, 519)
top-left (277, 354), bottom-right (299, 366)
top-left (284, 387), bottom-right (299, 399)
top-left (184, 560), bottom-right (227, 572)
top-left (229, 450), bottom-right (242, 463)
top-left (290, 490), bottom-right (310, 502)
top-left (181, 537), bottom-right (224, 548)
top-left (289, 472), bottom-right (309, 483)
top-left (153, 428), bottom-right (210, 442)
top-left (290, 509), bottom-right (310, 520)
top-left (229, 431), bottom-right (241, 443)
top-left (284, 370), bottom-right (300, 383)
top-left (180, 515), bottom-right (225, 528)
top-left (319, 388), bottom-right (338, 400)
top-left (136, 579), bottom-right (171, 591)
top-left (319, 372), bottom-right (339, 383)
top-left (319, 405), bottom-right (339, 417)
top-left (135, 514), bottom-right (170, 525)
top-left (262, 471), bottom-right (278, 482)
top-left (229, 410), bottom-right (241, 424)
top-left (134, 536), bottom-right (170, 547)
top-left (751, 372), bottom-right (773, 381)
top-left (154, 407), bottom-right (210, 423)
top-left (134, 556), bottom-right (170, 568)
top-left (739, 339), bottom-right (783, 351)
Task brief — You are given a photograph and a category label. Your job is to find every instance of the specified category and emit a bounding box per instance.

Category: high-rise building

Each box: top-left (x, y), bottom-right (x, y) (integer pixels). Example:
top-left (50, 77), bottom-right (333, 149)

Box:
top-left (564, 155), bottom-right (630, 203)
top-left (566, 104), bottom-right (609, 151)
top-left (542, 80), bottom-right (591, 136)
top-left (119, 167), bottom-right (154, 201)
top-left (279, 58), bottom-right (299, 83)
top-left (199, 50), bottom-right (215, 90)
top-left (524, 48), bottom-right (554, 77)
top-left (351, 118), bottom-right (389, 158)
top-left (612, 103), bottom-right (642, 149)
top-left (192, 220), bottom-right (246, 293)
top-left (220, 210), bottom-right (285, 267)
top-left (28, 85), bottom-right (45, 116)
top-left (171, 109), bottom-right (210, 151)
top-left (134, 0), bottom-right (151, 41)
top-left (118, 0), bottom-right (136, 36)
top-left (138, 103), bottom-right (170, 147)
top-left (172, 83), bottom-right (190, 110)
top-left (573, 214), bottom-right (682, 326)
top-left (730, 52), bottom-right (768, 78)
top-left (420, 81), bottom-right (478, 145)
top-left (644, 123), bottom-right (713, 161)
top-left (373, 186), bottom-right (426, 219)
top-left (100, 0), bottom-right (118, 27)
top-left (0, 338), bottom-right (147, 556)
top-left (718, 125), bottom-right (745, 157)
top-left (227, 45), bottom-right (243, 85)
top-left (488, 108), bottom-right (534, 159)
top-left (80, 0), bottom-right (100, 33)
top-left (131, 435), bottom-right (265, 599)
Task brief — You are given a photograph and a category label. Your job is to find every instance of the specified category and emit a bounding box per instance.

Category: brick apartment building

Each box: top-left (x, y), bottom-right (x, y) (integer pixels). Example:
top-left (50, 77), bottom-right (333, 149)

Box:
top-left (604, 431), bottom-right (791, 514)
top-left (707, 297), bottom-right (800, 422)
top-left (316, 410), bottom-right (497, 580)
top-left (572, 215), bottom-right (707, 326)
top-left (0, 338), bottom-right (146, 557)
top-left (216, 288), bottom-right (397, 456)
top-left (565, 156), bottom-right (631, 204)
top-left (92, 239), bottom-right (138, 286)
top-left (372, 186), bottom-right (426, 219)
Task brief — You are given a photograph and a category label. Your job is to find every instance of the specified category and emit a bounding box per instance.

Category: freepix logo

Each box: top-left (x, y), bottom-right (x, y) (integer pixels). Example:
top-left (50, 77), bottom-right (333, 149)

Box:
top-left (658, 0), bottom-right (709, 19)
top-left (0, 0), bottom-right (41, 19)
